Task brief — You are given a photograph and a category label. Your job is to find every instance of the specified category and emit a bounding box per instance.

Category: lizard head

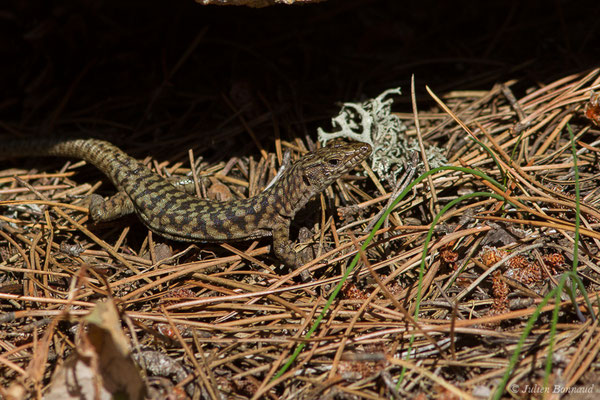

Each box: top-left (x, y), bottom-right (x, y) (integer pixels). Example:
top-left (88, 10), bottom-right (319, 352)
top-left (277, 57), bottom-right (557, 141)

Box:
top-left (296, 140), bottom-right (372, 194)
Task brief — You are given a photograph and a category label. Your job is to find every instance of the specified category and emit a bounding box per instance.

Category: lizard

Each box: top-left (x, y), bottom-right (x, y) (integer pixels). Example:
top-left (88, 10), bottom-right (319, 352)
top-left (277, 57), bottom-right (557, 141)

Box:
top-left (0, 137), bottom-right (372, 267)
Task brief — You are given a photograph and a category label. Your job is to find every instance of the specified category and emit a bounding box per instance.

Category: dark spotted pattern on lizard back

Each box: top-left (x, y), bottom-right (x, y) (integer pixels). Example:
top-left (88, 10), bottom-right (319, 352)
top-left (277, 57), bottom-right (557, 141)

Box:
top-left (1, 137), bottom-right (372, 266)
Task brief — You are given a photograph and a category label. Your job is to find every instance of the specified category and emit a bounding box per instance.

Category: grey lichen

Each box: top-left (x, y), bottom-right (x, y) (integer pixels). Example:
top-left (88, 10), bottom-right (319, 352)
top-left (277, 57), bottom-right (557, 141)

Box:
top-left (317, 88), bottom-right (446, 184)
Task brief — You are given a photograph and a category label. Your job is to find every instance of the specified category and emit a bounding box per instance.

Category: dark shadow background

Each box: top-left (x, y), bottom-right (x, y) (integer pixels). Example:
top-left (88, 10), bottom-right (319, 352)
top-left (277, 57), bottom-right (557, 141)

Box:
top-left (1, 0), bottom-right (599, 159)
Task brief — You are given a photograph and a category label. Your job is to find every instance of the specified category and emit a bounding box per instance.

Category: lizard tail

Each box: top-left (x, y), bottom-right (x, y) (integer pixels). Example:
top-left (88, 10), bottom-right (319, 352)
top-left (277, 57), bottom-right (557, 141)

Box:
top-left (0, 136), bottom-right (143, 194)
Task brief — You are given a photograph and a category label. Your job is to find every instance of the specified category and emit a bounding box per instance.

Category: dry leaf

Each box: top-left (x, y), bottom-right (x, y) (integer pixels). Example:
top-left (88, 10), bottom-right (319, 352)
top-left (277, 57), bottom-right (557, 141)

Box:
top-left (44, 301), bottom-right (145, 400)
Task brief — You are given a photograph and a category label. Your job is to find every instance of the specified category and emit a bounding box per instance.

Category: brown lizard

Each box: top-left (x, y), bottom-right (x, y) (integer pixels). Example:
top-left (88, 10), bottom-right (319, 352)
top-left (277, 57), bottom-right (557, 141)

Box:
top-left (1, 137), bottom-right (371, 266)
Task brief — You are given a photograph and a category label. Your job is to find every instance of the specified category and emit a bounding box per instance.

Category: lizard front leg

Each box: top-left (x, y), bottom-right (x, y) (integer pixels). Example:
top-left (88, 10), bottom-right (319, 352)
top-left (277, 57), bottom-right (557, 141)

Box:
top-left (271, 219), bottom-right (311, 268)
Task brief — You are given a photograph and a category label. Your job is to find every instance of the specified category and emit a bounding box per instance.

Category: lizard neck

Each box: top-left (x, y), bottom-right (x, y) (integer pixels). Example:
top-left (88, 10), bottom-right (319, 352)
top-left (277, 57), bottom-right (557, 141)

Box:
top-left (258, 163), bottom-right (315, 218)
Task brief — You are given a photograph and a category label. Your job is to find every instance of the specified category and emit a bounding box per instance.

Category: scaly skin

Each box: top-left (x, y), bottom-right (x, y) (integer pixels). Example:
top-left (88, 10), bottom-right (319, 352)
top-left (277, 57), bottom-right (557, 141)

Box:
top-left (1, 137), bottom-right (371, 266)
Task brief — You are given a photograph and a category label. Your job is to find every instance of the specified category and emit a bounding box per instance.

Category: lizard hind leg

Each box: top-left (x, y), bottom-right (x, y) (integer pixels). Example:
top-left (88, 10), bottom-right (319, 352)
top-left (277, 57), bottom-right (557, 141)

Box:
top-left (89, 176), bottom-right (194, 223)
top-left (88, 192), bottom-right (135, 222)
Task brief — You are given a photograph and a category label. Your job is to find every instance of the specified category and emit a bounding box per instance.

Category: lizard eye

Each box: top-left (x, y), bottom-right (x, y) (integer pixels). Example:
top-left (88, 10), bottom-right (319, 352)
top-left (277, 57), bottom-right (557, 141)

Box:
top-left (328, 158), bottom-right (340, 167)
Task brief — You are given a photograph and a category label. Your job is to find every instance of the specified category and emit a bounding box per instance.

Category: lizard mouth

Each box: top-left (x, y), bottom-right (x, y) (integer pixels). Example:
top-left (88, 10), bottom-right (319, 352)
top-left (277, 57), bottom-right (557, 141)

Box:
top-left (346, 142), bottom-right (372, 168)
